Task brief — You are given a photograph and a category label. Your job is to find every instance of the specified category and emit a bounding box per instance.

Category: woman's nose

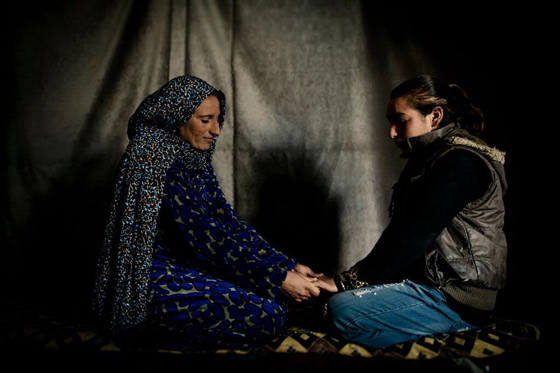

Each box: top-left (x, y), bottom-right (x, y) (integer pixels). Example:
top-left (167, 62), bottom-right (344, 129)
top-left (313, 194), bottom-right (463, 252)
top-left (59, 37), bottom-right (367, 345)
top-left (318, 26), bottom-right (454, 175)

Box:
top-left (389, 124), bottom-right (397, 139)
top-left (210, 120), bottom-right (221, 136)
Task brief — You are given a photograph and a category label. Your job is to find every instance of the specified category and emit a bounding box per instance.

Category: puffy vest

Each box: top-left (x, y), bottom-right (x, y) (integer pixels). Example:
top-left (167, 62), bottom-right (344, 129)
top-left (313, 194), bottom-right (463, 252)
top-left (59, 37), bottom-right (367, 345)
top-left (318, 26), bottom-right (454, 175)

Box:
top-left (401, 124), bottom-right (507, 310)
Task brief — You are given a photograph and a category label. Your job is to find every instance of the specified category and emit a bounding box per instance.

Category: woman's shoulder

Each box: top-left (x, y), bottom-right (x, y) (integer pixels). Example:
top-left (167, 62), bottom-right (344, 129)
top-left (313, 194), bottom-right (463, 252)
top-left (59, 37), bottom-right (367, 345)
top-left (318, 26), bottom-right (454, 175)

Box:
top-left (435, 147), bottom-right (491, 173)
top-left (430, 147), bottom-right (493, 197)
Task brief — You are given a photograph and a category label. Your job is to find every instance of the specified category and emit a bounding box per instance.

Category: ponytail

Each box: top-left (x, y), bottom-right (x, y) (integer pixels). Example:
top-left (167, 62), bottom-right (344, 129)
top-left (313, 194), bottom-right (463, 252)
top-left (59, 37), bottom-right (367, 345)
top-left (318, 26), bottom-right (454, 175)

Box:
top-left (391, 75), bottom-right (485, 137)
top-left (447, 84), bottom-right (485, 137)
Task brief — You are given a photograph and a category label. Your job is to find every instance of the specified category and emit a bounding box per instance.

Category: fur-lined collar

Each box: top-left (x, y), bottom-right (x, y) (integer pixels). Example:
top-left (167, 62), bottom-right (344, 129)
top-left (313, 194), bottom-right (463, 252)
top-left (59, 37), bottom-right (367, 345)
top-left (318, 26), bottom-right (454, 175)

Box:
top-left (446, 135), bottom-right (506, 164)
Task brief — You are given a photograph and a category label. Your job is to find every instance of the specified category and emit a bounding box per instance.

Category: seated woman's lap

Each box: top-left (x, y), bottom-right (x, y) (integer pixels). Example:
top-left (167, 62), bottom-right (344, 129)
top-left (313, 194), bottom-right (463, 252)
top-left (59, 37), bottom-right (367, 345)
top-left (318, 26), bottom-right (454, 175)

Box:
top-left (147, 255), bottom-right (287, 347)
top-left (325, 279), bottom-right (476, 349)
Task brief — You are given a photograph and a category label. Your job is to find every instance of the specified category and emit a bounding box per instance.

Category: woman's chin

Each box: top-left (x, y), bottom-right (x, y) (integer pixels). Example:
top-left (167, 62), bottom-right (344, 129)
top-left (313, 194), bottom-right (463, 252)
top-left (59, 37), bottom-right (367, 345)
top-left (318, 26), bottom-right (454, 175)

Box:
top-left (191, 142), bottom-right (212, 151)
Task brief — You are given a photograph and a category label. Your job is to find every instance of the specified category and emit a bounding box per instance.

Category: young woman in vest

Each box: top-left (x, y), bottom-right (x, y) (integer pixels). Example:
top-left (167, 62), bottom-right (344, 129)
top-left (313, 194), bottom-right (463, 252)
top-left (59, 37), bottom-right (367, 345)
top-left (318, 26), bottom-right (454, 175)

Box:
top-left (317, 75), bottom-right (507, 349)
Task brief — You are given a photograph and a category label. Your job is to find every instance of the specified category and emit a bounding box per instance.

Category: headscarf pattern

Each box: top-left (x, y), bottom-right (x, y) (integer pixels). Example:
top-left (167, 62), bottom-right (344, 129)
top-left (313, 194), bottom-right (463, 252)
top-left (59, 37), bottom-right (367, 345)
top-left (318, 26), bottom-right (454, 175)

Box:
top-left (92, 76), bottom-right (226, 332)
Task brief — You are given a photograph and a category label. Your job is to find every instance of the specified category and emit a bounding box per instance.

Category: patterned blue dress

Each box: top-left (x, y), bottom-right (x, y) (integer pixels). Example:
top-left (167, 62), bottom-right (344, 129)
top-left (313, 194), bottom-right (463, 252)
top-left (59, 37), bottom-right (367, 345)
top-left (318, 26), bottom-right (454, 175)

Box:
top-left (147, 157), bottom-right (297, 348)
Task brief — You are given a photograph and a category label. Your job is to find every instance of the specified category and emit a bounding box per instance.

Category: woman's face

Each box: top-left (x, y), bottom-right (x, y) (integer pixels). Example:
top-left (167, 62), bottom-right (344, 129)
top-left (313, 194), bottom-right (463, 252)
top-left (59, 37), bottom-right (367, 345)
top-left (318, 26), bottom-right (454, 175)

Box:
top-left (386, 97), bottom-right (439, 154)
top-left (179, 95), bottom-right (221, 150)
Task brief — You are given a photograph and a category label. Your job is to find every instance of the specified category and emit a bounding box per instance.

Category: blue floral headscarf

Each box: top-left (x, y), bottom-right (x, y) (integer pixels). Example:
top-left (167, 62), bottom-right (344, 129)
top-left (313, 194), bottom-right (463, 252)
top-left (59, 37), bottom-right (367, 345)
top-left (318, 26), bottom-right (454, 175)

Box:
top-left (92, 75), bottom-right (226, 332)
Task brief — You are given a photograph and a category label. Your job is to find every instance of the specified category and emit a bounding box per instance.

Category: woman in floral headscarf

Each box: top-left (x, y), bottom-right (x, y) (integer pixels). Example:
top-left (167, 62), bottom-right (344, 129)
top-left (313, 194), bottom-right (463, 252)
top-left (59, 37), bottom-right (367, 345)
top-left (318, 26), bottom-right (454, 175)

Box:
top-left (92, 76), bottom-right (320, 349)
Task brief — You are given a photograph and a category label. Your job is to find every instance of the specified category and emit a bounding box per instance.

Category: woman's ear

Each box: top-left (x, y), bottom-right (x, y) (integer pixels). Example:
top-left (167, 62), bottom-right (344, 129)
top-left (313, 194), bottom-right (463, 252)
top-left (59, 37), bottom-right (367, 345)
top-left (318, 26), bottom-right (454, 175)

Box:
top-left (431, 106), bottom-right (444, 129)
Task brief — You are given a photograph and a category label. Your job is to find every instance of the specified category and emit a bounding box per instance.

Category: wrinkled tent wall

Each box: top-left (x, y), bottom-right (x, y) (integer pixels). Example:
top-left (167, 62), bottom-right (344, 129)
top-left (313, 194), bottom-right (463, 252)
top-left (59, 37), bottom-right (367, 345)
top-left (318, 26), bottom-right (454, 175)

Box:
top-left (3, 0), bottom-right (415, 289)
top-left (167, 0), bottom-right (426, 273)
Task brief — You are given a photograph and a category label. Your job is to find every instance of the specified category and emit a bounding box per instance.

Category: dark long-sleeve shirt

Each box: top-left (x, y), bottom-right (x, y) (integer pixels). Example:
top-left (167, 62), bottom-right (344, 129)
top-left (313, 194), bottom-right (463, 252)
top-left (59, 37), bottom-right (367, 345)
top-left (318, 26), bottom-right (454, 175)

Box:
top-left (336, 148), bottom-right (492, 290)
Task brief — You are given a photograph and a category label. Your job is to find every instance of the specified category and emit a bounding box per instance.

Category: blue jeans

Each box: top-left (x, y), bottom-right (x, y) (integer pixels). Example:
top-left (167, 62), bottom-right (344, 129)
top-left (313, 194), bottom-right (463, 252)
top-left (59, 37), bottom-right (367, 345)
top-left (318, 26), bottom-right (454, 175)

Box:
top-left (325, 280), bottom-right (477, 349)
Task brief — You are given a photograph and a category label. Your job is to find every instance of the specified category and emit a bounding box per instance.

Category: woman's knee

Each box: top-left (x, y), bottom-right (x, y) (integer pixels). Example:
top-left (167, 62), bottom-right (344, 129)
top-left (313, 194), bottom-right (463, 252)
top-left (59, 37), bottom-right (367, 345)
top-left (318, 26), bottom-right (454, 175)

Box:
top-left (325, 291), bottom-right (357, 333)
top-left (248, 298), bottom-right (288, 334)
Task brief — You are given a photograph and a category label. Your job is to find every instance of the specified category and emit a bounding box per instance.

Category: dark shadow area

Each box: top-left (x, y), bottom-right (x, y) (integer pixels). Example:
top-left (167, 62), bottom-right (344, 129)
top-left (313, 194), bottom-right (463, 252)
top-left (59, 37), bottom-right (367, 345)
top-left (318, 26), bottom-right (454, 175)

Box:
top-left (6, 347), bottom-right (536, 373)
top-left (3, 157), bottom-right (118, 324)
top-left (2, 0), bottom-right (157, 325)
top-left (249, 150), bottom-right (341, 276)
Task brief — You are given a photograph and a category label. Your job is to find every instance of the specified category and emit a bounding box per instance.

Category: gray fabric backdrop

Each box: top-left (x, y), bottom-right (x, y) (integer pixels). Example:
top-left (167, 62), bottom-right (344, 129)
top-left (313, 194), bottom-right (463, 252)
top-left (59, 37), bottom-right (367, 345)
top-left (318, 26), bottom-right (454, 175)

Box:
top-left (3, 0), bottom-right (553, 333)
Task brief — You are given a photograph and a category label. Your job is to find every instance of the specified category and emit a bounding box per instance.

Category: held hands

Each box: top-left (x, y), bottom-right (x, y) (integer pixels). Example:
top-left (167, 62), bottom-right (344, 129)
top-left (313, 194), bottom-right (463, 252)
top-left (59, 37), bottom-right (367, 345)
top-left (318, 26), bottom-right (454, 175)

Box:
top-left (293, 262), bottom-right (340, 294)
top-left (280, 264), bottom-right (339, 302)
top-left (280, 271), bottom-right (320, 302)
top-left (293, 263), bottom-right (323, 279)
top-left (315, 275), bottom-right (338, 293)
top-left (280, 263), bottom-right (322, 302)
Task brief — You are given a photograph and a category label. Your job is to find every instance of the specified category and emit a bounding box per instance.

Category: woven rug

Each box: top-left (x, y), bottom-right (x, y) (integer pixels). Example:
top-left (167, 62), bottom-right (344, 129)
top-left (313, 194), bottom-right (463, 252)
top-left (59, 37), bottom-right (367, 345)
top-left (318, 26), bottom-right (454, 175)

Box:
top-left (1, 297), bottom-right (539, 362)
top-left (239, 321), bottom-right (540, 359)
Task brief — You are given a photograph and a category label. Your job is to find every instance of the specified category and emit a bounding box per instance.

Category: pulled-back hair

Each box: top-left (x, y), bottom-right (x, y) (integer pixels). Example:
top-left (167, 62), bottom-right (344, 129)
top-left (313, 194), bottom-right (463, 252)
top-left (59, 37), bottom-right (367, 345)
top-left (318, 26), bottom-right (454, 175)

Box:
top-left (390, 75), bottom-right (485, 137)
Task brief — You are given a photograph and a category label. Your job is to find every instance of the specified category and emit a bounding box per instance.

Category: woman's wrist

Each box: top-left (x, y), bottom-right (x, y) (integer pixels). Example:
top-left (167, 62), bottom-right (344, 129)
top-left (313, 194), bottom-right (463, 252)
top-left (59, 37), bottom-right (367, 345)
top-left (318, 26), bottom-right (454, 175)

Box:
top-left (333, 274), bottom-right (346, 292)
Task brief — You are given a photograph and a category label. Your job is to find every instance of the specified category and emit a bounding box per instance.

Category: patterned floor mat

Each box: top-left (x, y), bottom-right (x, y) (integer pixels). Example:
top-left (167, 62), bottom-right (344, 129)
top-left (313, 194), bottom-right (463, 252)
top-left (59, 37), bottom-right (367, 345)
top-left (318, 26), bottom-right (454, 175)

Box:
top-left (1, 297), bottom-right (540, 361)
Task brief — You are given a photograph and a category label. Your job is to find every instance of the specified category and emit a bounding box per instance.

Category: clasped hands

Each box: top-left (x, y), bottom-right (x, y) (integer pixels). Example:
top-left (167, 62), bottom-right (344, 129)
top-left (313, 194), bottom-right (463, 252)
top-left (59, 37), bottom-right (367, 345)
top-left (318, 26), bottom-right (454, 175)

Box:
top-left (280, 263), bottom-right (338, 302)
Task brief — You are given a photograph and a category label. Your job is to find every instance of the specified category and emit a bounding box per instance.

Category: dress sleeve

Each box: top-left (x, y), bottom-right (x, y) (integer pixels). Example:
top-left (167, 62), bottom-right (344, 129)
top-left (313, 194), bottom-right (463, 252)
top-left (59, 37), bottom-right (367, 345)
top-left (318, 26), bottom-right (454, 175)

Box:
top-left (335, 149), bottom-right (492, 291)
top-left (205, 166), bottom-right (297, 271)
top-left (159, 163), bottom-right (293, 298)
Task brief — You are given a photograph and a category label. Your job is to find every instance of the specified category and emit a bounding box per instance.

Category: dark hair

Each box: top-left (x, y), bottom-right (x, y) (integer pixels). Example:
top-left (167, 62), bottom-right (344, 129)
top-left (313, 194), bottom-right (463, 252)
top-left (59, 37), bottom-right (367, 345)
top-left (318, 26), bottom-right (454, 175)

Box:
top-left (390, 75), bottom-right (485, 137)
